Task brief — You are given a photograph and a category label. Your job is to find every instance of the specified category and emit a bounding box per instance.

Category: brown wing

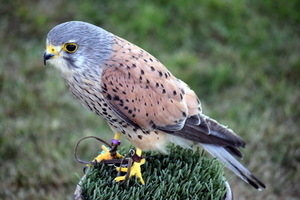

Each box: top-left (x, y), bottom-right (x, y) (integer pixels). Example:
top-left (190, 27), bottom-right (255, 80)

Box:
top-left (100, 35), bottom-right (201, 132)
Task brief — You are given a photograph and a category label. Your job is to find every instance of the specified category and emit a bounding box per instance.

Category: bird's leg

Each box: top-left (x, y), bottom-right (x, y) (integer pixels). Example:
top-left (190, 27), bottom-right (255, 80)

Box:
top-left (90, 132), bottom-right (123, 165)
top-left (109, 132), bottom-right (123, 158)
top-left (115, 148), bottom-right (146, 185)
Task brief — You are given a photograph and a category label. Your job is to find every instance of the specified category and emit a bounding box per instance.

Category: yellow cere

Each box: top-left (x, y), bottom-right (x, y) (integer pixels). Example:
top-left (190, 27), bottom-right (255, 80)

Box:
top-left (46, 45), bottom-right (58, 54)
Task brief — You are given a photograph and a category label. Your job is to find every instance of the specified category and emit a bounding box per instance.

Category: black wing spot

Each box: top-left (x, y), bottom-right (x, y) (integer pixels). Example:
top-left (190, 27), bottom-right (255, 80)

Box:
top-left (113, 95), bottom-right (120, 101)
top-left (158, 71), bottom-right (163, 77)
top-left (180, 94), bottom-right (183, 100)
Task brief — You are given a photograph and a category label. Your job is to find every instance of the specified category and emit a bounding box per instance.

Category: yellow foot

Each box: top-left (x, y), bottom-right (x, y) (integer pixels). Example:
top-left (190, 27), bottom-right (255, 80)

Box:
top-left (86, 145), bottom-right (123, 167)
top-left (87, 132), bottom-right (123, 167)
top-left (115, 149), bottom-right (146, 185)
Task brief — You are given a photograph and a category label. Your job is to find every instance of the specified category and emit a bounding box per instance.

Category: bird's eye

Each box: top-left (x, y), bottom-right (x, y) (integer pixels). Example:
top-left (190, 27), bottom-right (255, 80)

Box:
top-left (64, 43), bottom-right (78, 53)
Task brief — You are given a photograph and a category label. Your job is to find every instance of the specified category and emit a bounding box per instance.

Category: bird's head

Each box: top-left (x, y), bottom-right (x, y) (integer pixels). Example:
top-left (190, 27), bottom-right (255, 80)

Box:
top-left (44, 21), bottom-right (114, 75)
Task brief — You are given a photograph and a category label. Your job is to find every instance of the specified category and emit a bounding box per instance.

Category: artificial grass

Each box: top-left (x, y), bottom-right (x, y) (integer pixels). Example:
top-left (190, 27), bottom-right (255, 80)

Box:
top-left (80, 145), bottom-right (227, 200)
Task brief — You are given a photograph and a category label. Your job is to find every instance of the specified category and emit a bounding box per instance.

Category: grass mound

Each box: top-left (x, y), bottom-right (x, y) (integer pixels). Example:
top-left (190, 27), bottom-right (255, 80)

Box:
top-left (80, 146), bottom-right (227, 200)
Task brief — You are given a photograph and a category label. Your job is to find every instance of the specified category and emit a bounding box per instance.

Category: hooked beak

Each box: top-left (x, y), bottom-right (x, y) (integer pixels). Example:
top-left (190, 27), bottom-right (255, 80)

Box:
top-left (44, 44), bottom-right (59, 65)
top-left (43, 52), bottom-right (54, 65)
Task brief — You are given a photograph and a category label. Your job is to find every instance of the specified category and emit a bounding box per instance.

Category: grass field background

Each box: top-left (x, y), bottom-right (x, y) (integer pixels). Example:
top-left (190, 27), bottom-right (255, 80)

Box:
top-left (0, 0), bottom-right (299, 199)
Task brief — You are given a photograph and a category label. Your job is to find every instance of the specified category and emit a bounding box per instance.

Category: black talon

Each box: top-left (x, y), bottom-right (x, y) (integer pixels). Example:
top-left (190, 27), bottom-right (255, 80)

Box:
top-left (83, 166), bottom-right (87, 174)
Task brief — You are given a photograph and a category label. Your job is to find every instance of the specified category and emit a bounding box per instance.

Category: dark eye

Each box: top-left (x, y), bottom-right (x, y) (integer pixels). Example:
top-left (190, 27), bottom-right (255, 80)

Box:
top-left (64, 43), bottom-right (78, 53)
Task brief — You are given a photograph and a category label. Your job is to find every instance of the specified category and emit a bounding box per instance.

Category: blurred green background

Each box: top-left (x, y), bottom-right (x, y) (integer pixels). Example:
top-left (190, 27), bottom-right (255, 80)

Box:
top-left (0, 0), bottom-right (299, 199)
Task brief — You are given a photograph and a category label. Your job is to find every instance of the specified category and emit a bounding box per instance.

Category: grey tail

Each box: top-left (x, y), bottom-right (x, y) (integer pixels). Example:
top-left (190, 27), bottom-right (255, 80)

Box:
top-left (173, 114), bottom-right (266, 190)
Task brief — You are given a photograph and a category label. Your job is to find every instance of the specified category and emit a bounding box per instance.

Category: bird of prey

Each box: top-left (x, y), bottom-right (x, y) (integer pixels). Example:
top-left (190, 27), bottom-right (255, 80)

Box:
top-left (44, 21), bottom-right (265, 190)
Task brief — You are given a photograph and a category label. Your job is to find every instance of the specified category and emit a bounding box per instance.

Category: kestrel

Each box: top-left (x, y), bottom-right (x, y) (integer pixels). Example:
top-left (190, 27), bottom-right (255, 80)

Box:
top-left (44, 21), bottom-right (265, 190)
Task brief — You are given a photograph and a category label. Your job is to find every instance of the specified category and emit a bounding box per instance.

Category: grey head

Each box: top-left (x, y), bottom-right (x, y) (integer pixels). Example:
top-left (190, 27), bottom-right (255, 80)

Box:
top-left (44, 21), bottom-right (114, 74)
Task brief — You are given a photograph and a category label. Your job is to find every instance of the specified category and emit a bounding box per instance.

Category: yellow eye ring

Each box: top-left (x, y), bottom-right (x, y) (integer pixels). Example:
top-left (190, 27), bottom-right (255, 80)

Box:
top-left (63, 43), bottom-right (78, 53)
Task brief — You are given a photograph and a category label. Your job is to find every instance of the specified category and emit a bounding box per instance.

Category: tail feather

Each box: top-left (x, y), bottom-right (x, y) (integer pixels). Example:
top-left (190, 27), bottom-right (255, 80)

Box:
top-left (201, 144), bottom-right (266, 190)
top-left (172, 114), bottom-right (266, 189)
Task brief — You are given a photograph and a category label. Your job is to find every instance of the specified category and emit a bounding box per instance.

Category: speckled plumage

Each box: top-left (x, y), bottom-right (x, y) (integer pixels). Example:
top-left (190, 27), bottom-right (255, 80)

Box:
top-left (44, 21), bottom-right (265, 190)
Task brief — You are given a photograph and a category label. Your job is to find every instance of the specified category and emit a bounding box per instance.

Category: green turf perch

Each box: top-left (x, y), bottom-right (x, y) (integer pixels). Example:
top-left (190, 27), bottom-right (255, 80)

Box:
top-left (74, 145), bottom-right (232, 200)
